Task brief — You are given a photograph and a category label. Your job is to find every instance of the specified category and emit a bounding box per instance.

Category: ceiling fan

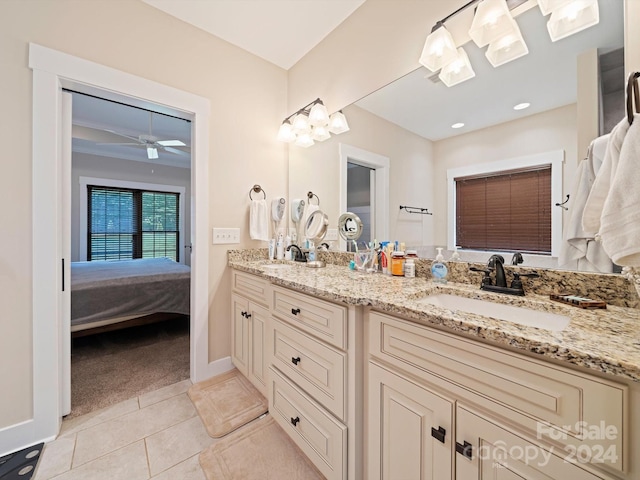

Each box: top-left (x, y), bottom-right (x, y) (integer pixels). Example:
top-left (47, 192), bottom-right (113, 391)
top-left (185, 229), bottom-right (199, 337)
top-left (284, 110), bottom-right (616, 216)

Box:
top-left (97, 111), bottom-right (189, 159)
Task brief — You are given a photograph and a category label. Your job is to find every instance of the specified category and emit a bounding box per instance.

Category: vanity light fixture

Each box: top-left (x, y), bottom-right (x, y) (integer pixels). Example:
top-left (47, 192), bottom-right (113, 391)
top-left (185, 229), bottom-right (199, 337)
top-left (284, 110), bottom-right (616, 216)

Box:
top-left (146, 147), bottom-right (159, 159)
top-left (469, 0), bottom-right (517, 48)
top-left (277, 98), bottom-right (349, 147)
top-left (439, 48), bottom-right (476, 87)
top-left (545, 0), bottom-right (599, 42)
top-left (485, 28), bottom-right (528, 67)
top-left (419, 22), bottom-right (459, 72)
top-left (513, 102), bottom-right (531, 110)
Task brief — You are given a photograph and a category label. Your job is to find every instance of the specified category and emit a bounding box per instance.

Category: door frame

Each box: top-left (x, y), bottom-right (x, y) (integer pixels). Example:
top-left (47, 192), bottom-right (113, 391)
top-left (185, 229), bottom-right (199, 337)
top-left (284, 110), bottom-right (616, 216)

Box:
top-left (339, 143), bottom-right (390, 249)
top-left (21, 43), bottom-right (213, 450)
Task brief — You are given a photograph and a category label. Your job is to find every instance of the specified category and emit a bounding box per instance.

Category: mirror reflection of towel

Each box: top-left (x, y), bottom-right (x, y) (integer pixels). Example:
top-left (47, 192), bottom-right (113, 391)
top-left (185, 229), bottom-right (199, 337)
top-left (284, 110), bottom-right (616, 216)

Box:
top-left (250, 199), bottom-right (269, 241)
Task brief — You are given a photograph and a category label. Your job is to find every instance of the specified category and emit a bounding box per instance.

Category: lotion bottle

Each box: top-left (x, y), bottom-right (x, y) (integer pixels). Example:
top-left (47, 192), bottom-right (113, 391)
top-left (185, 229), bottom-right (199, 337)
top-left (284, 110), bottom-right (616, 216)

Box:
top-left (431, 247), bottom-right (448, 283)
top-left (276, 234), bottom-right (284, 260)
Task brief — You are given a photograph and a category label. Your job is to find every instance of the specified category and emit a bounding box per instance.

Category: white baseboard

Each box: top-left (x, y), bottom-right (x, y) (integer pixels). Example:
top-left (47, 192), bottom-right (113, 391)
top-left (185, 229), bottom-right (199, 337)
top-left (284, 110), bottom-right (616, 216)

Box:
top-left (0, 419), bottom-right (57, 457)
top-left (193, 356), bottom-right (234, 384)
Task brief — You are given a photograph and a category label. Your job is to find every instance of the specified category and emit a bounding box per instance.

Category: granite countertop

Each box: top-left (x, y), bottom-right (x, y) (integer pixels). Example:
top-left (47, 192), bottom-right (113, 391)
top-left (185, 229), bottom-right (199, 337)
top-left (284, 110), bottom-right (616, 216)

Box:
top-left (229, 258), bottom-right (640, 383)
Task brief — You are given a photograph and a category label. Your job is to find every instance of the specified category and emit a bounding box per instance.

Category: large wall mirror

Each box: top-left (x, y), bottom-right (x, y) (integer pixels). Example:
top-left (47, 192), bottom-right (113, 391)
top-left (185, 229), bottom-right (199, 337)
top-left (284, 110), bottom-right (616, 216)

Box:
top-left (288, 0), bottom-right (624, 272)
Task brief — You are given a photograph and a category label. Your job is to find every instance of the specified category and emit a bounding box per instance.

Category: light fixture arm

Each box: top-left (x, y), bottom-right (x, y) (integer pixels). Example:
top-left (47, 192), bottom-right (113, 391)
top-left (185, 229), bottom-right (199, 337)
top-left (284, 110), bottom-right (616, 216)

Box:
top-left (436, 0), bottom-right (480, 28)
top-left (282, 97), bottom-right (324, 124)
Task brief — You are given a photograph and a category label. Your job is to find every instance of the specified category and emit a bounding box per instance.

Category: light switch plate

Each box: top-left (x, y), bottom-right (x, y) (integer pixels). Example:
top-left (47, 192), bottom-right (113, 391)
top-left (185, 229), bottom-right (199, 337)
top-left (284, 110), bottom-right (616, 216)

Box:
top-left (325, 229), bottom-right (338, 241)
top-left (213, 228), bottom-right (240, 244)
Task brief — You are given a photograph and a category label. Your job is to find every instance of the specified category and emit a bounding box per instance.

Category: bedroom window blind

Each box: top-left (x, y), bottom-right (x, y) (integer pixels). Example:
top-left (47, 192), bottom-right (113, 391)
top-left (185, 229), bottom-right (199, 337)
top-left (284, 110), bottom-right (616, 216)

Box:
top-left (455, 165), bottom-right (551, 254)
top-left (88, 186), bottom-right (180, 261)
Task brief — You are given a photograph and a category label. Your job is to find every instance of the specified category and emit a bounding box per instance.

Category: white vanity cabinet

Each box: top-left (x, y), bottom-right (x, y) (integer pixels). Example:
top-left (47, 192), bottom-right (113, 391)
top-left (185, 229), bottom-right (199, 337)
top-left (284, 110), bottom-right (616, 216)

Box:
top-left (367, 310), bottom-right (629, 480)
top-left (230, 271), bottom-right (270, 396)
top-left (268, 285), bottom-right (353, 480)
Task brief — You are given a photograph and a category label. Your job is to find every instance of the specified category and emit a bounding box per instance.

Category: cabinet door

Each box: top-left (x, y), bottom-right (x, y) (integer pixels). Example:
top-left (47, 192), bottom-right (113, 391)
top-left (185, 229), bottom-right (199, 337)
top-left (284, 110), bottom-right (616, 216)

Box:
top-left (231, 293), bottom-right (249, 377)
top-left (368, 362), bottom-right (453, 480)
top-left (248, 302), bottom-right (268, 395)
top-left (455, 405), bottom-right (607, 480)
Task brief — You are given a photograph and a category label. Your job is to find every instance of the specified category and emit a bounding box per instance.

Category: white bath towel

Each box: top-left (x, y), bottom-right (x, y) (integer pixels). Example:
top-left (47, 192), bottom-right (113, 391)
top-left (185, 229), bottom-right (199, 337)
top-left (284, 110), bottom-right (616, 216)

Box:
top-left (582, 118), bottom-right (629, 235)
top-left (249, 199), bottom-right (269, 241)
top-left (599, 115), bottom-right (640, 266)
top-left (558, 142), bottom-right (612, 272)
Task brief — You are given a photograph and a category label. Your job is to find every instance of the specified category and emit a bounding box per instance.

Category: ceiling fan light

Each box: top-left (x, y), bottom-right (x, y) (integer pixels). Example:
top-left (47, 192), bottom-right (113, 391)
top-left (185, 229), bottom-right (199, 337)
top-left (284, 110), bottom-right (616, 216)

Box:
top-left (328, 111), bottom-right (350, 134)
top-left (157, 139), bottom-right (186, 147)
top-left (537, 0), bottom-right (572, 16)
top-left (292, 113), bottom-right (311, 134)
top-left (438, 48), bottom-right (475, 87)
top-left (294, 132), bottom-right (315, 148)
top-left (277, 120), bottom-right (296, 143)
top-left (419, 24), bottom-right (458, 72)
top-left (147, 147), bottom-right (159, 159)
top-left (486, 30), bottom-right (529, 67)
top-left (311, 125), bottom-right (331, 141)
top-left (547, 0), bottom-right (599, 41)
top-left (468, 0), bottom-right (517, 48)
top-left (308, 101), bottom-right (330, 126)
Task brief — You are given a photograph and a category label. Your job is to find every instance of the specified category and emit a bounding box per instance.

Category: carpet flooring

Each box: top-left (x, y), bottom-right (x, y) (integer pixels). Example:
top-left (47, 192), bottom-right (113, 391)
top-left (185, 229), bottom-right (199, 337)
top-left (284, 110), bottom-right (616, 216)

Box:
top-left (69, 316), bottom-right (190, 419)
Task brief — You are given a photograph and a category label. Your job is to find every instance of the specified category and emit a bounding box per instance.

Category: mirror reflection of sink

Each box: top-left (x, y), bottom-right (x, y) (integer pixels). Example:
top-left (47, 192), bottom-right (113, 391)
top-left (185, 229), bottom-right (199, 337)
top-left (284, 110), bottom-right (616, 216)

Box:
top-left (417, 294), bottom-right (570, 332)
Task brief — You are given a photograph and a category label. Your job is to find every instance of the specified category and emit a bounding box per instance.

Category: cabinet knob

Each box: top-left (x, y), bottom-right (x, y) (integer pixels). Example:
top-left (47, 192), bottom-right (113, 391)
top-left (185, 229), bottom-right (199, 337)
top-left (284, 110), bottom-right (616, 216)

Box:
top-left (291, 308), bottom-right (301, 315)
top-left (431, 426), bottom-right (446, 443)
top-left (290, 416), bottom-right (300, 427)
top-left (455, 441), bottom-right (473, 460)
top-left (291, 356), bottom-right (301, 365)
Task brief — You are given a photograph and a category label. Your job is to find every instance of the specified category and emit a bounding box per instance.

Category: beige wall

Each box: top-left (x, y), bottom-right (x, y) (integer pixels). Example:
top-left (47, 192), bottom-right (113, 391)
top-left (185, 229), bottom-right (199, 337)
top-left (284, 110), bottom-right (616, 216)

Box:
top-left (432, 104), bottom-right (578, 247)
top-left (0, 0), bottom-right (287, 427)
top-left (71, 153), bottom-right (193, 265)
top-left (289, 104), bottom-right (435, 246)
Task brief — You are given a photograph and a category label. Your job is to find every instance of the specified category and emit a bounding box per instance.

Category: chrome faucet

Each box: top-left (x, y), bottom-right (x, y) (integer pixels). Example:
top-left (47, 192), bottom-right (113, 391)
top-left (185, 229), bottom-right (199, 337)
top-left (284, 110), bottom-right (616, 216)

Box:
top-left (286, 244), bottom-right (307, 262)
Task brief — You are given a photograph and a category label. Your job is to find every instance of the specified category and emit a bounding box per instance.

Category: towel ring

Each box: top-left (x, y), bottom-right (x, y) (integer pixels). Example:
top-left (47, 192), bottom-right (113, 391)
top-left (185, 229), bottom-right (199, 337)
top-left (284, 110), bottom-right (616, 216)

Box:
top-left (307, 191), bottom-right (320, 205)
top-left (249, 184), bottom-right (266, 200)
top-left (626, 71), bottom-right (640, 125)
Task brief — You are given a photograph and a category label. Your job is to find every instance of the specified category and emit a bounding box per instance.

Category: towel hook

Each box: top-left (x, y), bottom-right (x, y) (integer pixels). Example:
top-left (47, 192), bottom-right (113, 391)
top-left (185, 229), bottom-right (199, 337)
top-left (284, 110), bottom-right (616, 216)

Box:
top-left (249, 184), bottom-right (267, 200)
top-left (555, 194), bottom-right (570, 211)
top-left (626, 71), bottom-right (640, 125)
top-left (307, 191), bottom-right (320, 205)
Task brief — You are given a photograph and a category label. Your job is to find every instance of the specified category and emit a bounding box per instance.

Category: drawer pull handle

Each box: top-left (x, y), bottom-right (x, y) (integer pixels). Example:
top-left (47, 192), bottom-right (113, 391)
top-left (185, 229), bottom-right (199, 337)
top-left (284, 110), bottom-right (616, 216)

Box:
top-left (245, 313), bottom-right (252, 318)
top-left (291, 308), bottom-right (301, 315)
top-left (431, 426), bottom-right (446, 443)
top-left (291, 416), bottom-right (300, 427)
top-left (241, 311), bottom-right (248, 318)
top-left (291, 356), bottom-right (301, 365)
top-left (455, 441), bottom-right (473, 460)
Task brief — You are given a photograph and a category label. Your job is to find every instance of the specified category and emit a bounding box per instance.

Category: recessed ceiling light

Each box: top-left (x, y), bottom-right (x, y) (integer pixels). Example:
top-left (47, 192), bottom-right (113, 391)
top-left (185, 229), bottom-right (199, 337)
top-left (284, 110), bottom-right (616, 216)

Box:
top-left (451, 122), bottom-right (465, 129)
top-left (513, 102), bottom-right (531, 110)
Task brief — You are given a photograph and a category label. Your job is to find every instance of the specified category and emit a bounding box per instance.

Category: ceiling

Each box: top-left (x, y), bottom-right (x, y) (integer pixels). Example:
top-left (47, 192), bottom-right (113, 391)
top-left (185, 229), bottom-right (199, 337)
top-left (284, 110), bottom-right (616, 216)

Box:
top-left (141, 0), bottom-right (366, 70)
top-left (355, 0), bottom-right (624, 141)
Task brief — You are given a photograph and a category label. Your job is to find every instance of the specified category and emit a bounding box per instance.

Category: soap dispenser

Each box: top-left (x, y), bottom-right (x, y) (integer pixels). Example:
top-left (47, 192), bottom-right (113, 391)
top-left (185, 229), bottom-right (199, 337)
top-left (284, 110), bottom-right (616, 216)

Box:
top-left (431, 247), bottom-right (448, 283)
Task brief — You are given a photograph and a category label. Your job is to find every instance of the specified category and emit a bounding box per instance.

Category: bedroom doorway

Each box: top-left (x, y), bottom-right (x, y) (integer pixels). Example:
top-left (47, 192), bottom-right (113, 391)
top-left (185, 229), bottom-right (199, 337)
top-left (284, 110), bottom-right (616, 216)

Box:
top-left (67, 92), bottom-right (193, 417)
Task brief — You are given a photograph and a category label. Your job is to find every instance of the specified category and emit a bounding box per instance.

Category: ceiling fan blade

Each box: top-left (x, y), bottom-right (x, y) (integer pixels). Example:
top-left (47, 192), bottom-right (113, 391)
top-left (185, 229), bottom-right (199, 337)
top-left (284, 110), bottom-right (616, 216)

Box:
top-left (96, 142), bottom-right (144, 146)
top-left (163, 146), bottom-right (190, 157)
top-left (157, 139), bottom-right (186, 147)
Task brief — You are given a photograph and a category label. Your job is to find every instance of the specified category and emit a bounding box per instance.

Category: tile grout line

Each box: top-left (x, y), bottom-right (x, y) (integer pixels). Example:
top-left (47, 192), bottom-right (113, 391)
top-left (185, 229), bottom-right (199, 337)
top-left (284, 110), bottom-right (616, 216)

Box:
top-left (143, 438), bottom-right (152, 479)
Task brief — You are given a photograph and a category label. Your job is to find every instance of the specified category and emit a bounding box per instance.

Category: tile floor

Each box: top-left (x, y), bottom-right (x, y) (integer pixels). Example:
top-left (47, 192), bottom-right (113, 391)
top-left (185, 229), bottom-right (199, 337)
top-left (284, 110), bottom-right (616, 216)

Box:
top-left (33, 380), bottom-right (212, 480)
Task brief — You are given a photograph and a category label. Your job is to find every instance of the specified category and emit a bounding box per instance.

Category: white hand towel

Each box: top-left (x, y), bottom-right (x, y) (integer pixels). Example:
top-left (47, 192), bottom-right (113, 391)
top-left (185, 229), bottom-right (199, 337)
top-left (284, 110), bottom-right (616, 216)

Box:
top-left (582, 118), bottom-right (629, 235)
top-left (599, 115), bottom-right (640, 266)
top-left (249, 199), bottom-right (269, 241)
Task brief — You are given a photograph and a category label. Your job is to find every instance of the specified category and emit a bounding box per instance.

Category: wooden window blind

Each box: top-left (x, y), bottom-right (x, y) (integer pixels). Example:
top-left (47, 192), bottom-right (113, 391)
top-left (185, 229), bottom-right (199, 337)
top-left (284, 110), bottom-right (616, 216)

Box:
top-left (88, 186), bottom-right (180, 261)
top-left (455, 166), bottom-right (551, 254)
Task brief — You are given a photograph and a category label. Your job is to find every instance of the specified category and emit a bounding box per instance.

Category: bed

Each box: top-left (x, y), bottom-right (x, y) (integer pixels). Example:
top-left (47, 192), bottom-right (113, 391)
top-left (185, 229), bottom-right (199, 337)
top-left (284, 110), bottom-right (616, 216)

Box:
top-left (71, 257), bottom-right (190, 336)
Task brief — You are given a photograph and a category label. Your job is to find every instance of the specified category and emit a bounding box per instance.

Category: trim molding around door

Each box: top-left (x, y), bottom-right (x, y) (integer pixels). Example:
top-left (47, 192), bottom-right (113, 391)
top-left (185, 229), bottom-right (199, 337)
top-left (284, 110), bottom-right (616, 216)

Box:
top-left (8, 43), bottom-right (212, 455)
top-left (339, 144), bottom-right (390, 249)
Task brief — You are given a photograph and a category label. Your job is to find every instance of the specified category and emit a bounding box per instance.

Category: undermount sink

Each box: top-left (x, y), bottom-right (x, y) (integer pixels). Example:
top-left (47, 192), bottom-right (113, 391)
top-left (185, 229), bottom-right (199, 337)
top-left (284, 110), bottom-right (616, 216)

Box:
top-left (417, 294), bottom-right (570, 332)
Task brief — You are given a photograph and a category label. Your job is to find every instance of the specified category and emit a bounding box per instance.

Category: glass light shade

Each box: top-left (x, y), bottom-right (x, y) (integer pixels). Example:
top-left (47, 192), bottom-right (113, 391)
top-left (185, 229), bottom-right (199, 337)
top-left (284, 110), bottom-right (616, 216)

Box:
top-left (311, 125), bottom-right (331, 141)
top-left (418, 25), bottom-right (458, 72)
top-left (294, 132), bottom-right (314, 148)
top-left (469, 0), bottom-right (517, 48)
top-left (438, 48), bottom-right (475, 87)
top-left (328, 111), bottom-right (350, 134)
top-left (547, 0), bottom-right (599, 41)
top-left (486, 30), bottom-right (529, 67)
top-left (537, 0), bottom-right (572, 16)
top-left (308, 102), bottom-right (330, 126)
top-left (146, 147), bottom-right (159, 159)
top-left (292, 113), bottom-right (310, 134)
top-left (276, 121), bottom-right (296, 143)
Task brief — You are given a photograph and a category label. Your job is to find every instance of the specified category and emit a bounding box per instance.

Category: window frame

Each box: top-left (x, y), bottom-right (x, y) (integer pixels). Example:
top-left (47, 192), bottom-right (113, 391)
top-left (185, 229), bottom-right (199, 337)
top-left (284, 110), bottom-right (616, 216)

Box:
top-left (79, 176), bottom-right (186, 263)
top-left (446, 150), bottom-right (564, 257)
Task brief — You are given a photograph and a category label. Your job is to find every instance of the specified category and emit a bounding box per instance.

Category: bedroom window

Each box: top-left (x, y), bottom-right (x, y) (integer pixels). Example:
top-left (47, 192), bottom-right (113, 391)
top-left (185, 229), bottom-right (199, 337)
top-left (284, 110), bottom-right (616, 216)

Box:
top-left (88, 186), bottom-right (180, 261)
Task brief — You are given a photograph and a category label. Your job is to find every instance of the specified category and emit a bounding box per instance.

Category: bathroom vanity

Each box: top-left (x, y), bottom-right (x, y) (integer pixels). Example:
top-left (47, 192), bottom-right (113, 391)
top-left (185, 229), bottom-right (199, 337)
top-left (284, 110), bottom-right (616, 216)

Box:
top-left (229, 252), bottom-right (640, 480)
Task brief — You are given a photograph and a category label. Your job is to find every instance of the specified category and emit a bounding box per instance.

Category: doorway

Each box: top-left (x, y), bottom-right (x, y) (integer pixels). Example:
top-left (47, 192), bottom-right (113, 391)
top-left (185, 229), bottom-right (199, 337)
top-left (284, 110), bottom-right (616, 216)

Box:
top-left (346, 163), bottom-right (374, 251)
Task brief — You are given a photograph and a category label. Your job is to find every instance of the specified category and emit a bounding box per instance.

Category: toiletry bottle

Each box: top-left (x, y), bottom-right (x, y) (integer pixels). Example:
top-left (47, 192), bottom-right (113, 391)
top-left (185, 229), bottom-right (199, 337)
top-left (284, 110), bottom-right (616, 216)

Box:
top-left (450, 247), bottom-right (460, 261)
top-left (391, 251), bottom-right (406, 276)
top-left (268, 239), bottom-right (275, 260)
top-left (431, 247), bottom-right (448, 283)
top-left (404, 258), bottom-right (415, 278)
top-left (276, 234), bottom-right (284, 260)
top-left (308, 242), bottom-right (316, 262)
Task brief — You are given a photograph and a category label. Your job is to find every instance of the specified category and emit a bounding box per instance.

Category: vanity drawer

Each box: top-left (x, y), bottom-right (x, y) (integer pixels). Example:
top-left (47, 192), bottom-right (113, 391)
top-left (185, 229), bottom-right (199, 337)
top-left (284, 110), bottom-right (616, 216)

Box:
top-left (270, 366), bottom-right (347, 480)
top-left (232, 270), bottom-right (270, 307)
top-left (271, 317), bottom-right (346, 421)
top-left (369, 311), bottom-right (627, 473)
top-left (272, 286), bottom-right (347, 349)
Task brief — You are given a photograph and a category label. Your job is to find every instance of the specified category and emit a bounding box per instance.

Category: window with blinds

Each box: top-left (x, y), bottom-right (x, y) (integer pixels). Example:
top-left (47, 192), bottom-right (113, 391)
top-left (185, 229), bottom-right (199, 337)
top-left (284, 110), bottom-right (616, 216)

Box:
top-left (88, 186), bottom-right (179, 261)
top-left (455, 165), bottom-right (551, 254)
